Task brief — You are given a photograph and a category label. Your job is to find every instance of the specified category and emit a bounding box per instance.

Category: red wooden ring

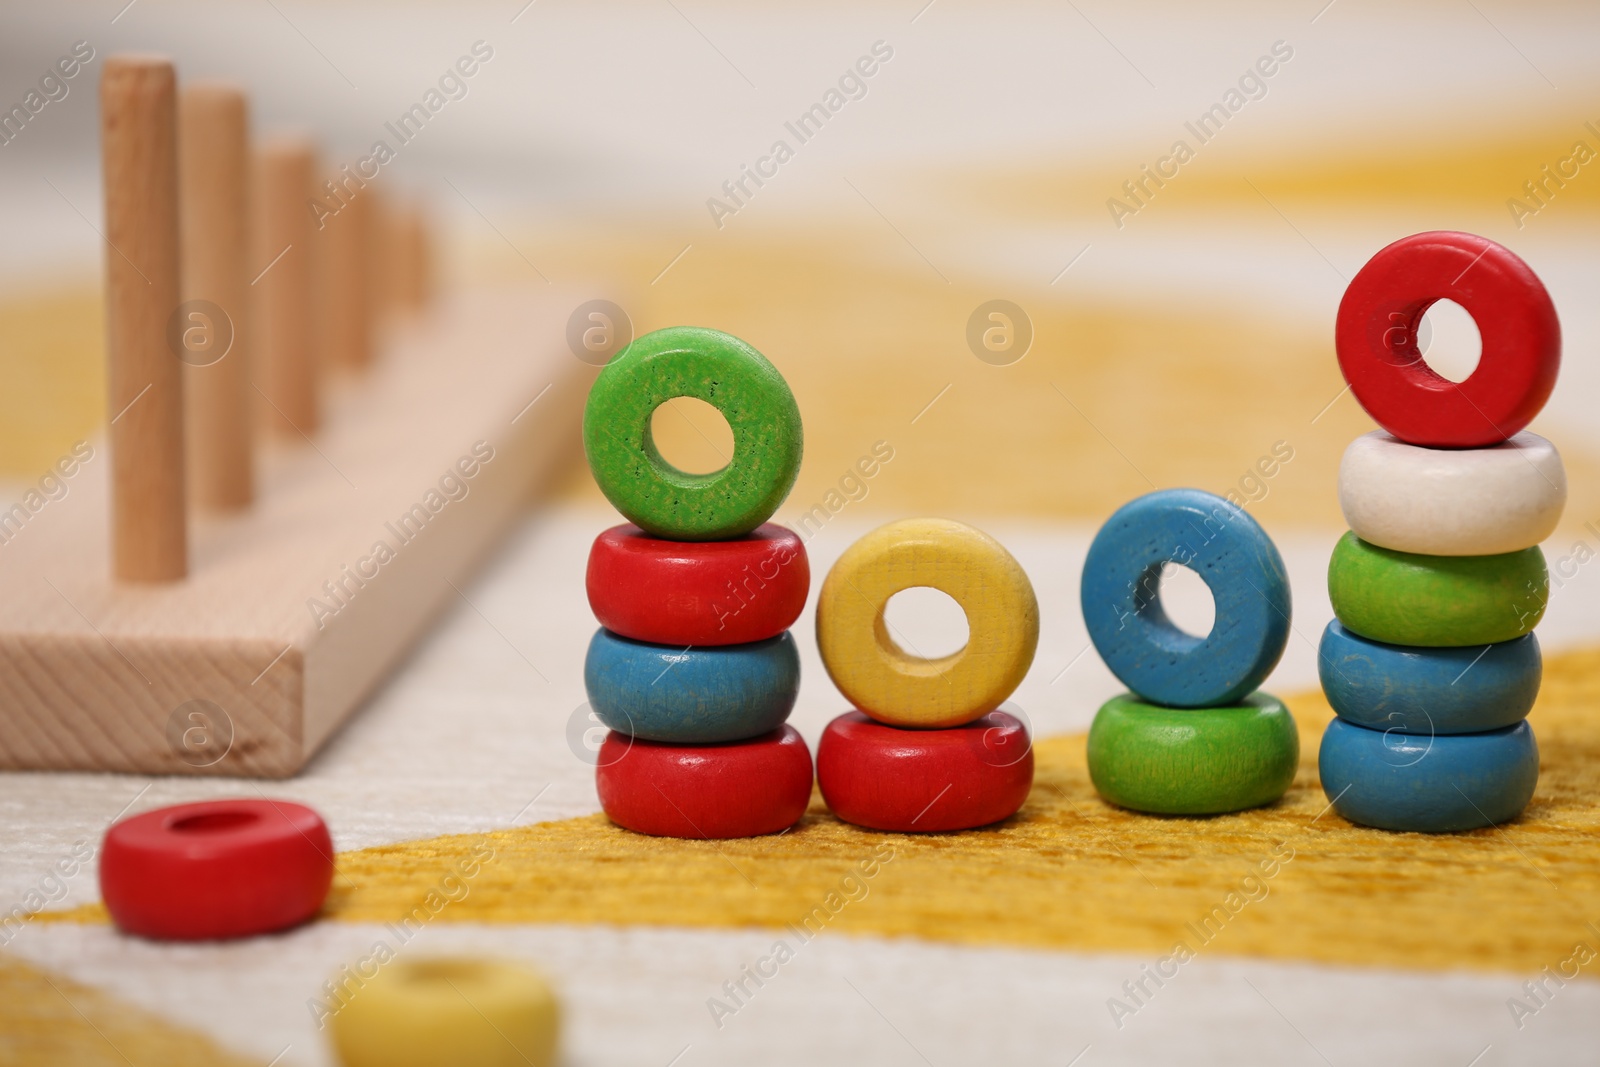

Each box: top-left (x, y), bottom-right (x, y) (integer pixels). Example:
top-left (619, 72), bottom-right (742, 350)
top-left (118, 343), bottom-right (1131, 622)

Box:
top-left (586, 523), bottom-right (809, 646)
top-left (1334, 231), bottom-right (1559, 448)
top-left (595, 725), bottom-right (813, 838)
top-left (100, 799), bottom-right (334, 941)
top-left (817, 710), bottom-right (1034, 832)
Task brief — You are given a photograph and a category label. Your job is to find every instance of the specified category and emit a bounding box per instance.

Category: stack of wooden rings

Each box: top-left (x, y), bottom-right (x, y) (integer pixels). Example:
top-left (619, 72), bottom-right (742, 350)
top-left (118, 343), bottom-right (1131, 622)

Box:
top-left (582, 327), bottom-right (814, 839)
top-left (1081, 488), bottom-right (1298, 815)
top-left (814, 518), bottom-right (1039, 831)
top-left (1320, 231), bottom-right (1562, 833)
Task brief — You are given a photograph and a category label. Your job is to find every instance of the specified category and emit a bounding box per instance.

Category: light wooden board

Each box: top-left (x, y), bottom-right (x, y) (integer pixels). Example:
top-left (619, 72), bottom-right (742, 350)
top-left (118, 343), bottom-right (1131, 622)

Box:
top-left (0, 287), bottom-right (593, 777)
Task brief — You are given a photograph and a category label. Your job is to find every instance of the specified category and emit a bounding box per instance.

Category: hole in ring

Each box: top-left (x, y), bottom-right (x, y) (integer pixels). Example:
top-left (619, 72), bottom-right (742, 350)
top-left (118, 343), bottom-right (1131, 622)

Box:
top-left (1416, 298), bottom-right (1481, 384)
top-left (1139, 562), bottom-right (1215, 640)
top-left (649, 397), bottom-right (733, 475)
top-left (882, 586), bottom-right (970, 659)
top-left (170, 810), bottom-right (259, 834)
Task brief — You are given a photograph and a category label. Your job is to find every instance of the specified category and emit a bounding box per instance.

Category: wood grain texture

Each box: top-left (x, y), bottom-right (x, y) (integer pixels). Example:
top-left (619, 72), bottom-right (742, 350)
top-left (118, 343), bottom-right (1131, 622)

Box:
top-left (815, 517), bottom-right (1039, 727)
top-left (0, 289), bottom-right (593, 777)
top-left (253, 135), bottom-right (319, 438)
top-left (101, 55), bottom-right (186, 581)
top-left (178, 81), bottom-right (254, 511)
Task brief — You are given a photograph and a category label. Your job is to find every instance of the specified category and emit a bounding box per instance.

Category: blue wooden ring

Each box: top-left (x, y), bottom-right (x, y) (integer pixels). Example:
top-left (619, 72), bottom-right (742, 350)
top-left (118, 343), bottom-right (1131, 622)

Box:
top-left (584, 628), bottom-right (800, 743)
top-left (1319, 621), bottom-right (1539, 735)
top-left (1318, 718), bottom-right (1538, 833)
top-left (1081, 488), bottom-right (1291, 708)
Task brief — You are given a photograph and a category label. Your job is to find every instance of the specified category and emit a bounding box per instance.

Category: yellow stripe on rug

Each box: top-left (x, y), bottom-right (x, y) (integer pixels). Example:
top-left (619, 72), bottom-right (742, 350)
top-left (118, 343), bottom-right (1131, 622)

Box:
top-left (0, 951), bottom-right (265, 1066)
top-left (46, 648), bottom-right (1600, 977)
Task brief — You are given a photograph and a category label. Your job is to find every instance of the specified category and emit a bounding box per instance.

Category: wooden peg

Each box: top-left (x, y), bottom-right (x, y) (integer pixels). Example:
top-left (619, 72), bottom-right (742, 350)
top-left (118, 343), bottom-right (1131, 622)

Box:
top-left (101, 55), bottom-right (186, 582)
top-left (364, 180), bottom-right (394, 327)
top-left (178, 81), bottom-right (253, 510)
top-left (253, 135), bottom-right (319, 437)
top-left (394, 201), bottom-right (433, 312)
top-left (321, 178), bottom-right (372, 369)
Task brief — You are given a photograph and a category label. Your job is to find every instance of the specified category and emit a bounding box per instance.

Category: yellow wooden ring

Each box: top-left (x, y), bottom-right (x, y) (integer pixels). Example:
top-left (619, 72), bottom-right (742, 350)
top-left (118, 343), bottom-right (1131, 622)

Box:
top-left (330, 957), bottom-right (559, 1067)
top-left (816, 517), bottom-right (1039, 727)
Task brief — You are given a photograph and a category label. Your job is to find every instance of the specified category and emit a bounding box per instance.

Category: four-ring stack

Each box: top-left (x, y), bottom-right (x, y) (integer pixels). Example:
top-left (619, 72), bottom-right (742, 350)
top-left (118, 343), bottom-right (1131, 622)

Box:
top-left (1081, 488), bottom-right (1298, 815)
top-left (581, 327), bottom-right (814, 838)
top-left (1319, 231), bottom-right (1563, 833)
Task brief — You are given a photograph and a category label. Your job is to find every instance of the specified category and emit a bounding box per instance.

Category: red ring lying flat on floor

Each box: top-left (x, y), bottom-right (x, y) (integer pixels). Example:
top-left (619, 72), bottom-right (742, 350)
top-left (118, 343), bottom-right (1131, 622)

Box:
top-left (1334, 230), bottom-right (1560, 448)
top-left (100, 799), bottom-right (334, 940)
top-left (586, 523), bottom-right (809, 646)
top-left (595, 725), bottom-right (813, 838)
top-left (817, 710), bottom-right (1034, 832)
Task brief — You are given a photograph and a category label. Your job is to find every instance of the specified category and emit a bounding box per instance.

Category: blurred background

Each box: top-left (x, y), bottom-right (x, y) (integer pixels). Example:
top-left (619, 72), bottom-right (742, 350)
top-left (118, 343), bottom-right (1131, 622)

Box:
top-left (4, 4), bottom-right (1600, 1064)
top-left (3, 0), bottom-right (1600, 767)
top-left (2, 0), bottom-right (1598, 526)
top-left (6, 0), bottom-right (1600, 765)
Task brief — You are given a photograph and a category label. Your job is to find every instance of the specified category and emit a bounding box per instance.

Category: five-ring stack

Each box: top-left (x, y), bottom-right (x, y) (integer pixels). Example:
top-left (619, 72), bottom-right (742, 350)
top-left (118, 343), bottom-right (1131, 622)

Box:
top-left (1318, 231), bottom-right (1563, 833)
top-left (1081, 488), bottom-right (1298, 815)
top-left (581, 326), bottom-right (814, 838)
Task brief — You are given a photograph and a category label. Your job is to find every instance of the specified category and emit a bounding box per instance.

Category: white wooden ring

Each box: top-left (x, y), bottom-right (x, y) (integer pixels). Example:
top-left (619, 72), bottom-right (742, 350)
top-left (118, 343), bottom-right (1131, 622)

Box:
top-left (1338, 430), bottom-right (1565, 556)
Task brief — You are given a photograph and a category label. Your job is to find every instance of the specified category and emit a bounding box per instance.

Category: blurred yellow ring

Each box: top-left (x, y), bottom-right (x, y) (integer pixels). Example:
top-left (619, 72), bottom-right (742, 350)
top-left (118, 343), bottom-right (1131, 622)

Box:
top-left (816, 517), bottom-right (1039, 727)
top-left (330, 957), bottom-right (559, 1067)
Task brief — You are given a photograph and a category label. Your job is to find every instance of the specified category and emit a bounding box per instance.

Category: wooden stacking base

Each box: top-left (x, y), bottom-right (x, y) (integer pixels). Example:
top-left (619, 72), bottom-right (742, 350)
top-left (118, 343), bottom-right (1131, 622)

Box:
top-left (0, 287), bottom-right (594, 777)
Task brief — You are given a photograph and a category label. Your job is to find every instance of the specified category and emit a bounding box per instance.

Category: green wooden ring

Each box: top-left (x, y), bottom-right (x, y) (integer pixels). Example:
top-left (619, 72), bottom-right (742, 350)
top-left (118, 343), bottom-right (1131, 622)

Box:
top-left (1087, 692), bottom-right (1299, 815)
top-left (582, 327), bottom-right (803, 541)
top-left (1327, 531), bottom-right (1547, 647)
